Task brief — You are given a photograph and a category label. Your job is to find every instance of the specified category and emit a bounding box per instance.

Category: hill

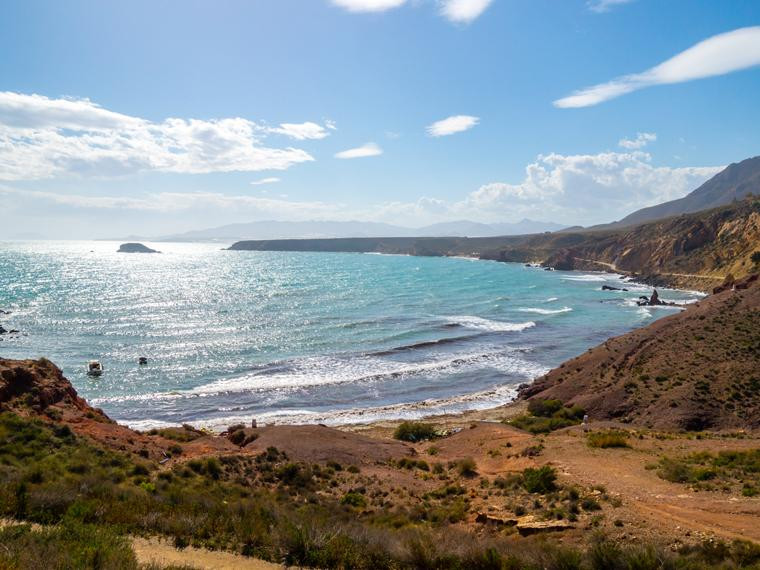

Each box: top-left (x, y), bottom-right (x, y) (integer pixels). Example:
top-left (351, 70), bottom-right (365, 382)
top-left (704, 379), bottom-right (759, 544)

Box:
top-left (535, 197), bottom-right (760, 290)
top-left (158, 218), bottom-right (565, 241)
top-left (230, 197), bottom-right (760, 292)
top-left (590, 155), bottom-right (760, 231)
top-left (520, 274), bottom-right (760, 431)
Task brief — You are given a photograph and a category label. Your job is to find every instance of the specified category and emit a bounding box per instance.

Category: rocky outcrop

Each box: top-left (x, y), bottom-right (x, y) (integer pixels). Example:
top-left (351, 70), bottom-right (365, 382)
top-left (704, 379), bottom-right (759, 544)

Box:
top-left (537, 199), bottom-right (760, 291)
top-left (0, 358), bottom-right (89, 413)
top-left (635, 289), bottom-right (676, 307)
top-left (520, 275), bottom-right (760, 431)
top-left (118, 242), bottom-right (159, 253)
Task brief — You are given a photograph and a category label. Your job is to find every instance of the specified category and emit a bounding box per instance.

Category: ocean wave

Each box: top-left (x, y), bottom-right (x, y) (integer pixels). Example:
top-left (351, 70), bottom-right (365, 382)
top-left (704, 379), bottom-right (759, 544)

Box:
top-left (445, 315), bottom-right (535, 332)
top-left (92, 349), bottom-right (547, 406)
top-left (545, 297), bottom-right (559, 302)
top-left (124, 382), bottom-right (527, 431)
top-left (518, 306), bottom-right (573, 315)
top-left (561, 274), bottom-right (609, 282)
top-left (369, 334), bottom-right (480, 356)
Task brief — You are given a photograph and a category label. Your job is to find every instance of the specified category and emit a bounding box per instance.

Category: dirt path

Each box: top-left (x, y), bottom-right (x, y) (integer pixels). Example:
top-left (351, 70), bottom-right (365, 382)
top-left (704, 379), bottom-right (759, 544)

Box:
top-left (573, 257), bottom-right (724, 280)
top-left (543, 428), bottom-right (760, 543)
top-left (132, 538), bottom-right (284, 569)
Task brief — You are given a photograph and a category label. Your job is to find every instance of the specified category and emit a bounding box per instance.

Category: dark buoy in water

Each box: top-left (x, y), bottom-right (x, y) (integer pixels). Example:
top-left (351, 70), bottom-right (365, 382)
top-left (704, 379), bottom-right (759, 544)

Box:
top-left (138, 357), bottom-right (148, 365)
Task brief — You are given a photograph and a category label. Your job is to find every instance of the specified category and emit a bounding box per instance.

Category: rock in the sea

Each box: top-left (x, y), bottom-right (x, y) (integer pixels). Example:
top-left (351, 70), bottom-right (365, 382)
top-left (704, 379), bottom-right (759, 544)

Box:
top-left (117, 242), bottom-right (159, 253)
top-left (602, 285), bottom-right (628, 291)
top-left (636, 289), bottom-right (675, 307)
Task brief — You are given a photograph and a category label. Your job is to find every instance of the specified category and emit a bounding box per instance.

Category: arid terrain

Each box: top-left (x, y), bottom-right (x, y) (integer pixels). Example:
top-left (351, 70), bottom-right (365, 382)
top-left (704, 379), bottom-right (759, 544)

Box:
top-left (2, 274), bottom-right (760, 570)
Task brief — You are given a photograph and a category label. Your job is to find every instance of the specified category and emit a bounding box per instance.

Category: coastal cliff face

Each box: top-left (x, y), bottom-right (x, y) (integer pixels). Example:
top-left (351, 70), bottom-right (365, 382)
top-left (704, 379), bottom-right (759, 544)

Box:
top-left (229, 199), bottom-right (760, 293)
top-left (538, 199), bottom-right (760, 290)
top-left (521, 274), bottom-right (760, 431)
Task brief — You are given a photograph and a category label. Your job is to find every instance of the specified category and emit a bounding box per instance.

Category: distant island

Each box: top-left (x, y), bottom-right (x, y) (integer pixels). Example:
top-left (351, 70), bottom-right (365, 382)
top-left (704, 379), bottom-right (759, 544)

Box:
top-left (117, 242), bottom-right (159, 253)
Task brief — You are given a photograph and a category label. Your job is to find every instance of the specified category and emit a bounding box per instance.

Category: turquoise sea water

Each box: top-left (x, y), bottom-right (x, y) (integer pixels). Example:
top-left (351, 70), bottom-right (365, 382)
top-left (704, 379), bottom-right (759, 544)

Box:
top-left (0, 241), bottom-right (702, 429)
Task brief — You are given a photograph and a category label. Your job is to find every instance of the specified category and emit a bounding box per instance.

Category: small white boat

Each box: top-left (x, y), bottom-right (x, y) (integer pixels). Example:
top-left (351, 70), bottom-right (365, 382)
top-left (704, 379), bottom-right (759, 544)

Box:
top-left (86, 360), bottom-right (104, 377)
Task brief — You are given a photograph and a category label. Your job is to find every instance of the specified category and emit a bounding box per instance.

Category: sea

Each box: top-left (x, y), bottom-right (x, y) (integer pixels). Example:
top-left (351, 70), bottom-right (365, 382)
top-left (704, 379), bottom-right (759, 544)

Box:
top-left (0, 240), bottom-right (703, 430)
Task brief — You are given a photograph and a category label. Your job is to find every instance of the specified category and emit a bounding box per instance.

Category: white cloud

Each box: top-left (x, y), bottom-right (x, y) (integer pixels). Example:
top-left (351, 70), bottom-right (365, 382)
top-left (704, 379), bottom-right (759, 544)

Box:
top-left (267, 121), bottom-right (332, 140)
top-left (250, 177), bottom-right (281, 186)
top-left (2, 148), bottom-right (721, 230)
top-left (331, 0), bottom-right (406, 13)
top-left (426, 115), bottom-right (479, 137)
top-left (586, 0), bottom-right (635, 13)
top-left (458, 151), bottom-right (720, 223)
top-left (555, 26), bottom-right (760, 108)
top-left (0, 91), bottom-right (322, 180)
top-left (618, 132), bottom-right (656, 149)
top-left (0, 185), bottom-right (337, 218)
top-left (439, 0), bottom-right (493, 23)
top-left (334, 142), bottom-right (383, 159)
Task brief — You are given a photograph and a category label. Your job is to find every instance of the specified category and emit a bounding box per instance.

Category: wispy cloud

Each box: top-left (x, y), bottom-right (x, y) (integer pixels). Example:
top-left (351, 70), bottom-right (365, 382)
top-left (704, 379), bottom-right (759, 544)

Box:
top-left (439, 0), bottom-right (493, 23)
top-left (426, 115), bottom-right (479, 137)
top-left (555, 26), bottom-right (760, 108)
top-left (586, 0), bottom-right (635, 13)
top-left (330, 0), bottom-right (406, 13)
top-left (0, 185), bottom-right (337, 217)
top-left (0, 91), bottom-right (328, 180)
top-left (618, 132), bottom-right (656, 149)
top-left (331, 0), bottom-right (492, 23)
top-left (267, 121), bottom-right (332, 140)
top-left (334, 142), bottom-right (383, 159)
top-left (3, 149), bottom-right (721, 229)
top-left (250, 177), bottom-right (281, 186)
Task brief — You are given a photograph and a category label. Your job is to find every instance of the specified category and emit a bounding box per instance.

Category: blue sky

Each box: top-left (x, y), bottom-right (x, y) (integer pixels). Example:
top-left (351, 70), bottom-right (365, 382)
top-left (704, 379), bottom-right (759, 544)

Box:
top-left (1, 0), bottom-right (759, 238)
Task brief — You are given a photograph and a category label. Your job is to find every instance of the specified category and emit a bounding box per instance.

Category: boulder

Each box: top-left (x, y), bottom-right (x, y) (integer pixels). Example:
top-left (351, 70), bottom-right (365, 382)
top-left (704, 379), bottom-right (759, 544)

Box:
top-left (476, 512), bottom-right (518, 527)
top-left (516, 517), bottom-right (574, 536)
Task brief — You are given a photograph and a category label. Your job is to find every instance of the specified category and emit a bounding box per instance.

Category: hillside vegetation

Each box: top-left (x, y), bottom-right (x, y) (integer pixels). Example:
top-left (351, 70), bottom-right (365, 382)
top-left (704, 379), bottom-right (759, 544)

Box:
top-left (520, 274), bottom-right (760, 431)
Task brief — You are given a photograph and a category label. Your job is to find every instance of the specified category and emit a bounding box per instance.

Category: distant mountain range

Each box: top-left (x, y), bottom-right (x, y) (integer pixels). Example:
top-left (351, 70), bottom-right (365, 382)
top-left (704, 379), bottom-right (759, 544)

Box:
top-left (588, 155), bottom-right (760, 231)
top-left (156, 218), bottom-right (567, 241)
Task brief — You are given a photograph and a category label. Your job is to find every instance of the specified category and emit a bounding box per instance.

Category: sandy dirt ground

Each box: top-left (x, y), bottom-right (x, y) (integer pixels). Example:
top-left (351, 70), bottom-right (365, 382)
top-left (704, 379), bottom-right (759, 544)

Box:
top-left (132, 537), bottom-right (284, 569)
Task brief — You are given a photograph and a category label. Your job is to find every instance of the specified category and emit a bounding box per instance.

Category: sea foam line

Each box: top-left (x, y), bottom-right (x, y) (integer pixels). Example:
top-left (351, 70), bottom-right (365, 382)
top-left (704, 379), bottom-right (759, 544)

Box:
top-left (518, 306), bottom-right (573, 315)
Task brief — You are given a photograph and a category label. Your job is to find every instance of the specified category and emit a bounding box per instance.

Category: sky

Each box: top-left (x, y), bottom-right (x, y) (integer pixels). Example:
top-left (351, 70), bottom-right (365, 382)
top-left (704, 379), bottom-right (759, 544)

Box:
top-left (1, 0), bottom-right (760, 239)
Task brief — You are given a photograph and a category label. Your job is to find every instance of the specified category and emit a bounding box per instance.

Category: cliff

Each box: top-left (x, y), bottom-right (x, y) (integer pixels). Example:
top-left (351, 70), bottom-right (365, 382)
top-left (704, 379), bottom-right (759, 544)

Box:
top-left (520, 274), bottom-right (760, 431)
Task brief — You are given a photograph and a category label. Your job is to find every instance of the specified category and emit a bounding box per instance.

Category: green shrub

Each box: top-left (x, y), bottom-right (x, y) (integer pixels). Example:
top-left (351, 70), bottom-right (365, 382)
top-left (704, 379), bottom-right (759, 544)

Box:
top-left (522, 466), bottom-right (557, 494)
top-left (509, 399), bottom-right (585, 434)
top-left (341, 492), bottom-right (367, 508)
top-left (587, 430), bottom-right (630, 449)
top-left (0, 522), bottom-right (137, 569)
top-left (393, 421), bottom-right (438, 442)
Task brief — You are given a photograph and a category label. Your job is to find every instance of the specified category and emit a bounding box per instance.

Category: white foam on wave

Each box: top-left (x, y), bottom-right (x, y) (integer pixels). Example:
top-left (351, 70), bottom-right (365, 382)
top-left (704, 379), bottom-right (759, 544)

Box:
top-left (126, 382), bottom-right (533, 431)
top-left (446, 315), bottom-right (536, 332)
top-left (561, 274), bottom-right (609, 282)
top-left (545, 297), bottom-right (559, 302)
top-left (92, 347), bottom-right (546, 406)
top-left (518, 306), bottom-right (573, 315)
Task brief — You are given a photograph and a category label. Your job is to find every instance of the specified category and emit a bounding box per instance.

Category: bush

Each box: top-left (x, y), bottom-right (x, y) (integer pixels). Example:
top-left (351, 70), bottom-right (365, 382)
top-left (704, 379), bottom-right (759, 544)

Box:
top-left (393, 421), bottom-right (437, 442)
top-left (751, 251), bottom-right (760, 264)
top-left (455, 458), bottom-right (478, 477)
top-left (509, 399), bottom-right (585, 434)
top-left (0, 522), bottom-right (138, 569)
top-left (587, 430), bottom-right (630, 449)
top-left (522, 466), bottom-right (557, 494)
top-left (341, 492), bottom-right (367, 508)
